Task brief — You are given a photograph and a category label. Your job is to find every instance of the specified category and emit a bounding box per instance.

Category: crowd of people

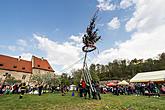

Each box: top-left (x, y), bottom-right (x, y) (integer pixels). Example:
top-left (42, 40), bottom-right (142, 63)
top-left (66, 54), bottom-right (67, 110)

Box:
top-left (1, 80), bottom-right (165, 100)
top-left (0, 83), bottom-right (20, 95)
top-left (101, 81), bottom-right (165, 97)
top-left (0, 83), bottom-right (45, 97)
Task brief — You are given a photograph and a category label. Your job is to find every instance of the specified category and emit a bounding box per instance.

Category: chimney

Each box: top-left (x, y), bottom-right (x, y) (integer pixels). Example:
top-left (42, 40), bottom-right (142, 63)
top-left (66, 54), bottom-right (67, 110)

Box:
top-left (18, 56), bottom-right (21, 61)
top-left (32, 56), bottom-right (35, 68)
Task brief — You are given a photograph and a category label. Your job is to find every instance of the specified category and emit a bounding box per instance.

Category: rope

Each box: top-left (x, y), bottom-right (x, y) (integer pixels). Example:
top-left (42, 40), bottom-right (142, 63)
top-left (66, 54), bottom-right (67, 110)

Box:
top-left (58, 57), bottom-right (84, 73)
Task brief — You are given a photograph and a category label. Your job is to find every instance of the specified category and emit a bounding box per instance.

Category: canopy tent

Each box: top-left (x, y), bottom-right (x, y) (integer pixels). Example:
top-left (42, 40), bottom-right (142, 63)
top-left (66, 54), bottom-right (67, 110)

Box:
top-left (70, 84), bottom-right (76, 90)
top-left (106, 82), bottom-right (116, 87)
top-left (118, 80), bottom-right (129, 85)
top-left (130, 70), bottom-right (165, 83)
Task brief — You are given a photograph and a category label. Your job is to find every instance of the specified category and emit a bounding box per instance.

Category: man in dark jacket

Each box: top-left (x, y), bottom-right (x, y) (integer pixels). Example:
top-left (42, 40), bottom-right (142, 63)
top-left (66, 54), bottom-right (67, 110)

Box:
top-left (38, 84), bottom-right (43, 96)
top-left (19, 83), bottom-right (26, 99)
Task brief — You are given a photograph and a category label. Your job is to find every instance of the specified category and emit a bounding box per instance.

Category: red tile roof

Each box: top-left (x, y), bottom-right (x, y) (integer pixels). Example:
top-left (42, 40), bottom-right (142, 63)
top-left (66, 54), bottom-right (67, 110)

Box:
top-left (32, 56), bottom-right (54, 72)
top-left (0, 55), bottom-right (32, 73)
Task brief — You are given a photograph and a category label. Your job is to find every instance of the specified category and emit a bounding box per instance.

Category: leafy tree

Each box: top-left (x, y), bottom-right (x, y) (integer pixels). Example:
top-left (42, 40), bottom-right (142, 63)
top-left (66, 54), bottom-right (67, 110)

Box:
top-left (89, 64), bottom-right (99, 81)
top-left (5, 76), bottom-right (21, 85)
top-left (60, 73), bottom-right (71, 86)
top-left (71, 69), bottom-right (83, 85)
top-left (72, 52), bottom-right (165, 81)
top-left (50, 77), bottom-right (60, 87)
top-left (159, 53), bottom-right (165, 70)
top-left (31, 74), bottom-right (55, 86)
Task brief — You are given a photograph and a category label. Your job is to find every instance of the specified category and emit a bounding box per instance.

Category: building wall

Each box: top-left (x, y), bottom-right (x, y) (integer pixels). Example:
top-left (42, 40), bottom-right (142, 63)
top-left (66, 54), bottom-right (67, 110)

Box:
top-left (0, 69), bottom-right (54, 84)
top-left (0, 69), bottom-right (31, 83)
top-left (29, 69), bottom-right (54, 85)
top-left (32, 68), bottom-right (54, 76)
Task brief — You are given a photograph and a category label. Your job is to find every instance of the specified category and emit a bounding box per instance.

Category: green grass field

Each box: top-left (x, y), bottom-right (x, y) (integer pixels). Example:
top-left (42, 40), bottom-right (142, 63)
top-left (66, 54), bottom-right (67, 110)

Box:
top-left (0, 92), bottom-right (165, 110)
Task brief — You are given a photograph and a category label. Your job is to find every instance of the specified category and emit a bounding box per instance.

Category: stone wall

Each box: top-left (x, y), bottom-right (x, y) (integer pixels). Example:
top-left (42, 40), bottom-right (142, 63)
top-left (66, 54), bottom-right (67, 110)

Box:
top-left (32, 68), bottom-right (54, 76)
top-left (29, 69), bottom-right (54, 85)
top-left (0, 69), bottom-right (31, 83)
top-left (0, 69), bottom-right (54, 85)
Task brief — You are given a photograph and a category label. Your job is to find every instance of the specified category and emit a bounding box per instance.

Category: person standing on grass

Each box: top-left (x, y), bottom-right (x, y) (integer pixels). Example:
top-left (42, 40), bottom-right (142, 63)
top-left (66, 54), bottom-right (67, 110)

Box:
top-left (60, 82), bottom-right (66, 96)
top-left (141, 83), bottom-right (145, 96)
top-left (19, 82), bottom-right (26, 99)
top-left (148, 81), bottom-right (155, 97)
top-left (135, 83), bottom-right (140, 96)
top-left (154, 85), bottom-right (160, 97)
top-left (0, 84), bottom-right (3, 96)
top-left (81, 80), bottom-right (86, 97)
top-left (38, 84), bottom-right (43, 96)
top-left (95, 81), bottom-right (101, 100)
top-left (85, 82), bottom-right (91, 99)
top-left (79, 82), bottom-right (83, 97)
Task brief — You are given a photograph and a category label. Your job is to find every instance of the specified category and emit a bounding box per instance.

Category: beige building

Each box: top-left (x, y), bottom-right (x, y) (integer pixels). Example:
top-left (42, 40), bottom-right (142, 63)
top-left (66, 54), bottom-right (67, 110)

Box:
top-left (0, 54), bottom-right (55, 84)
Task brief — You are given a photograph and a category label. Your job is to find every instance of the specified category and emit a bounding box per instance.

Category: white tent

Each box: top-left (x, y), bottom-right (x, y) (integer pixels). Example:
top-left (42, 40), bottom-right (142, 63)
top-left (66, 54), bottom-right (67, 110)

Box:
top-left (130, 70), bottom-right (165, 82)
top-left (70, 84), bottom-right (76, 91)
top-left (118, 80), bottom-right (129, 85)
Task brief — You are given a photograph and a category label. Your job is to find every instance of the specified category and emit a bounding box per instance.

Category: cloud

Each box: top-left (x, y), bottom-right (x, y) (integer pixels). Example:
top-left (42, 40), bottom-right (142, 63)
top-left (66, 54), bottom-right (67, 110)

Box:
top-left (125, 0), bottom-right (165, 32)
top-left (7, 46), bottom-right (17, 52)
top-left (33, 34), bottom-right (84, 73)
top-left (0, 45), bottom-right (24, 52)
top-left (97, 0), bottom-right (116, 11)
top-left (8, 46), bottom-right (25, 52)
top-left (0, 39), bottom-right (29, 52)
top-left (95, 0), bottom-right (165, 64)
top-left (17, 39), bottom-right (28, 47)
top-left (69, 34), bottom-right (82, 44)
top-left (12, 53), bottom-right (33, 61)
top-left (98, 23), bottom-right (104, 27)
top-left (120, 0), bottom-right (134, 9)
top-left (20, 53), bottom-right (33, 61)
top-left (107, 17), bottom-right (120, 30)
top-left (69, 34), bottom-right (84, 48)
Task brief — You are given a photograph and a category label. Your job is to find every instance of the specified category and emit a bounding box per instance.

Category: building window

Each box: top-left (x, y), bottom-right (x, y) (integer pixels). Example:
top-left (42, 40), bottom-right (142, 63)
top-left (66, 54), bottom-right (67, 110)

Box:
top-left (22, 75), bottom-right (26, 79)
top-left (3, 73), bottom-right (8, 77)
top-left (0, 64), bottom-right (3, 66)
top-left (37, 69), bottom-right (41, 74)
top-left (38, 65), bottom-right (40, 67)
top-left (48, 67), bottom-right (50, 69)
top-left (22, 67), bottom-right (25, 70)
top-left (8, 74), bottom-right (11, 77)
top-left (4, 73), bottom-right (11, 77)
top-left (13, 65), bottom-right (17, 68)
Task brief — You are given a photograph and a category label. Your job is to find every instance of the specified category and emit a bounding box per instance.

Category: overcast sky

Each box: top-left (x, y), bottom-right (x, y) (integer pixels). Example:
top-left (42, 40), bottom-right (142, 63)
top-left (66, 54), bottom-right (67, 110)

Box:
top-left (0, 0), bottom-right (165, 74)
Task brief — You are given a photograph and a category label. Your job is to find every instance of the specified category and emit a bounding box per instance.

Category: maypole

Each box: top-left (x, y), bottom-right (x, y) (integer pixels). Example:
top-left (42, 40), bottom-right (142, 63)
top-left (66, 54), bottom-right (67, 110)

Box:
top-left (81, 9), bottom-right (101, 96)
